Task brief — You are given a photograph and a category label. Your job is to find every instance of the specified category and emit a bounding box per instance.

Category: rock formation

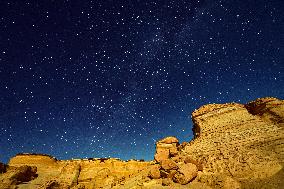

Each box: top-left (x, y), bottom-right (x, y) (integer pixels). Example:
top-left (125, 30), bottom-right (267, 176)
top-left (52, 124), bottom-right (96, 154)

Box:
top-left (0, 97), bottom-right (283, 188)
top-left (5, 154), bottom-right (153, 188)
top-left (184, 97), bottom-right (284, 188)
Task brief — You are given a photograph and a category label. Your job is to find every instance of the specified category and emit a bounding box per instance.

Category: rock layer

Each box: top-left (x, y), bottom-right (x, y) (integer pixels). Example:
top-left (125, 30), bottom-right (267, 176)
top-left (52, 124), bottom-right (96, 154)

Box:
top-left (7, 154), bottom-right (152, 188)
top-left (184, 97), bottom-right (284, 188)
top-left (1, 97), bottom-right (283, 188)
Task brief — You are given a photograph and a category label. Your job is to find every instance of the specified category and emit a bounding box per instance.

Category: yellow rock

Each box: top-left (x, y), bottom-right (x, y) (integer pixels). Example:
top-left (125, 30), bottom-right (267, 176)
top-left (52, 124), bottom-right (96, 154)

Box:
top-left (2, 97), bottom-right (284, 188)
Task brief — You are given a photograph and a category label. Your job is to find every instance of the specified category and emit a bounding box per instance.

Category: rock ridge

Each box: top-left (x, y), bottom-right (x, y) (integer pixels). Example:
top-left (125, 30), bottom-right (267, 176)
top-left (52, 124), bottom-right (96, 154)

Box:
top-left (0, 97), bottom-right (283, 188)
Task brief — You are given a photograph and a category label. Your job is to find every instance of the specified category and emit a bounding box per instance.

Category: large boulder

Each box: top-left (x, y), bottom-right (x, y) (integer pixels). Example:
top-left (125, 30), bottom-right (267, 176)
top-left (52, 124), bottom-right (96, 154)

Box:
top-left (173, 163), bottom-right (198, 185)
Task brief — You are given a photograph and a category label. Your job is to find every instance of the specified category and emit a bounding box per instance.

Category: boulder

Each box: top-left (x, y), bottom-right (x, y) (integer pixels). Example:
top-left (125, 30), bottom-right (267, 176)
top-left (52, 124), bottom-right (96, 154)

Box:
top-left (160, 159), bottom-right (178, 171)
top-left (148, 165), bottom-right (161, 179)
top-left (154, 136), bottom-right (180, 162)
top-left (173, 163), bottom-right (198, 185)
top-left (154, 148), bottom-right (170, 163)
top-left (184, 157), bottom-right (203, 171)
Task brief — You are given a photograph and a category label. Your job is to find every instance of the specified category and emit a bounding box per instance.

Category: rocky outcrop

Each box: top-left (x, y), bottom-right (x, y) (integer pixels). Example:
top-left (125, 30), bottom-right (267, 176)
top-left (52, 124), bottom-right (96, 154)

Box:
top-left (143, 97), bottom-right (284, 188)
top-left (1, 97), bottom-right (284, 188)
top-left (150, 136), bottom-right (199, 186)
top-left (9, 153), bottom-right (57, 168)
top-left (183, 97), bottom-right (284, 188)
top-left (5, 154), bottom-right (153, 189)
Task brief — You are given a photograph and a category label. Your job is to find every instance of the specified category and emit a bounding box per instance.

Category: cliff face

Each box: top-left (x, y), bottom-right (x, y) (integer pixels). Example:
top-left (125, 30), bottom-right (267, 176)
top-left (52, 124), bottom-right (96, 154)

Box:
top-left (0, 97), bottom-right (283, 189)
top-left (184, 97), bottom-right (284, 188)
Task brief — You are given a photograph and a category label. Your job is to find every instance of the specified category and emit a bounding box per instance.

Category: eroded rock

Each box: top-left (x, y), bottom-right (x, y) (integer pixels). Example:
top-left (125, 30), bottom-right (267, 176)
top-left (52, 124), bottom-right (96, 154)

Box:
top-left (173, 163), bottom-right (198, 185)
top-left (154, 136), bottom-right (179, 163)
top-left (184, 157), bottom-right (203, 171)
top-left (1, 97), bottom-right (283, 189)
top-left (185, 97), bottom-right (284, 188)
top-left (154, 148), bottom-right (170, 163)
top-left (160, 159), bottom-right (178, 171)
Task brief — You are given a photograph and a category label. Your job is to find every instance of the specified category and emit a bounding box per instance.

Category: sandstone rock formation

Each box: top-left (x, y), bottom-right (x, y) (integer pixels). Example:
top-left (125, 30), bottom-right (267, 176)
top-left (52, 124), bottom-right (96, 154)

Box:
top-left (184, 97), bottom-right (284, 188)
top-left (154, 136), bottom-right (179, 163)
top-left (1, 97), bottom-right (283, 188)
top-left (6, 154), bottom-right (153, 189)
top-left (150, 136), bottom-right (199, 186)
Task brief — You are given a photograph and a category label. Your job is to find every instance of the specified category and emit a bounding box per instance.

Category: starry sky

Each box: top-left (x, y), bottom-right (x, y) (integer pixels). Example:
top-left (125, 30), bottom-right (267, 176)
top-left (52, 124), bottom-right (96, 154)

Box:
top-left (0, 0), bottom-right (283, 163)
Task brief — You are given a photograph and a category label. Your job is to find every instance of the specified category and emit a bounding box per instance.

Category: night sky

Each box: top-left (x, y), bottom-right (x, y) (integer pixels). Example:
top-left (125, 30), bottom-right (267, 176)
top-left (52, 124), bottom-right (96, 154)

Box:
top-left (0, 0), bottom-right (283, 163)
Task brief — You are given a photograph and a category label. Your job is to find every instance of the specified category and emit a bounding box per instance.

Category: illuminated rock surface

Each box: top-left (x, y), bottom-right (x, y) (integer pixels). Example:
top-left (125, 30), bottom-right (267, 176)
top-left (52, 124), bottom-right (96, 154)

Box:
top-left (1, 97), bottom-right (283, 188)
